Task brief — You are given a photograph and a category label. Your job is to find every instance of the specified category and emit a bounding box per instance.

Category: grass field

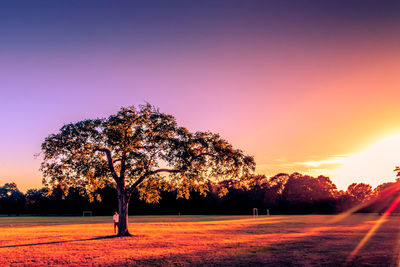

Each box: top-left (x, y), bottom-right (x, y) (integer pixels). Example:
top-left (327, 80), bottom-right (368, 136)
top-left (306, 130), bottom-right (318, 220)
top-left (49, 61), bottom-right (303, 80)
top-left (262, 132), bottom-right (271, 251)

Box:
top-left (0, 214), bottom-right (398, 266)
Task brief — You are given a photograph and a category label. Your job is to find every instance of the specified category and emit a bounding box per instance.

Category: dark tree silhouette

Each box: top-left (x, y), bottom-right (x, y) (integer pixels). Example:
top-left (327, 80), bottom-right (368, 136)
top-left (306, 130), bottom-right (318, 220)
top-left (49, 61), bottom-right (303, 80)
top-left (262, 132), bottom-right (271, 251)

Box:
top-left (0, 183), bottom-right (25, 215)
top-left (263, 173), bottom-right (290, 209)
top-left (282, 174), bottom-right (336, 203)
top-left (346, 183), bottom-right (373, 203)
top-left (25, 188), bottom-right (49, 214)
top-left (6, 174), bottom-right (400, 216)
top-left (40, 103), bottom-right (255, 236)
top-left (373, 182), bottom-right (396, 197)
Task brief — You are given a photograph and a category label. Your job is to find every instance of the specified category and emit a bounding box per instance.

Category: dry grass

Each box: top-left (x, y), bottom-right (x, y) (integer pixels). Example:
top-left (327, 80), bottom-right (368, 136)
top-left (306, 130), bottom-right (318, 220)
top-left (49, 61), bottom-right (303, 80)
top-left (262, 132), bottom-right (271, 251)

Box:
top-left (0, 214), bottom-right (399, 266)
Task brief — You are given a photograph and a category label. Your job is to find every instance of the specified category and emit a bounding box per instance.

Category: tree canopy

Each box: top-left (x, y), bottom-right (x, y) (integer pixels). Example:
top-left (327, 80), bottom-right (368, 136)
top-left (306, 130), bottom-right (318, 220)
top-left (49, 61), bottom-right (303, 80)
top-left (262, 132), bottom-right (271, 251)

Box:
top-left (40, 103), bottom-right (255, 235)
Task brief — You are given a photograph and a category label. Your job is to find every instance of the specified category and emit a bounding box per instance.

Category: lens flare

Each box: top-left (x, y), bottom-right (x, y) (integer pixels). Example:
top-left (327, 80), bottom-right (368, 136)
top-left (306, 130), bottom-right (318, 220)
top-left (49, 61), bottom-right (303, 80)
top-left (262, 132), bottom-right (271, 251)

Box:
top-left (335, 134), bottom-right (400, 189)
top-left (329, 183), bottom-right (400, 224)
top-left (346, 193), bottom-right (400, 264)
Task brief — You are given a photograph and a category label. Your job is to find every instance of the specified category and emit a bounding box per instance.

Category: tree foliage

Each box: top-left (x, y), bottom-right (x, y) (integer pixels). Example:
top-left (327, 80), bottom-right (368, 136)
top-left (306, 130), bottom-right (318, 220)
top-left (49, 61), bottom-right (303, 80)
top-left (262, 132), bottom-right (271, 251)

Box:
top-left (40, 103), bottom-right (255, 235)
top-left (346, 183), bottom-right (373, 203)
top-left (0, 183), bottom-right (25, 215)
top-left (40, 104), bottom-right (255, 201)
top-left (2, 173), bottom-right (400, 216)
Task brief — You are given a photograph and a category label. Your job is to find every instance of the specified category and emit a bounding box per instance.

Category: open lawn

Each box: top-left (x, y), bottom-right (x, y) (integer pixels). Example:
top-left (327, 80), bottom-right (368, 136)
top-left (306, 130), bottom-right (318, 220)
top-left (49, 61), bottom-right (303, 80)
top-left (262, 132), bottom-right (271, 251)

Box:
top-left (0, 214), bottom-right (399, 266)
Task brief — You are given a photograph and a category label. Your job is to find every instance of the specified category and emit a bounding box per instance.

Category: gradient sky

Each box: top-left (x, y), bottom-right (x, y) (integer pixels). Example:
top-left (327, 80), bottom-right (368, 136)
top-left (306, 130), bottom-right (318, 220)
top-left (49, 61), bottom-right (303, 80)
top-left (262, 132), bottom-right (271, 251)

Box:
top-left (1, 0), bottom-right (400, 191)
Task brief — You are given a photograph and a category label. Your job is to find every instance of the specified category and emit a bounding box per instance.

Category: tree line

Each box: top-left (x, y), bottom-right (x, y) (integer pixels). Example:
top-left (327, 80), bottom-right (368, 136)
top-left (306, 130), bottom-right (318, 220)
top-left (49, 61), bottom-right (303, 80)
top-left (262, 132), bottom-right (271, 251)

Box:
top-left (1, 172), bottom-right (398, 216)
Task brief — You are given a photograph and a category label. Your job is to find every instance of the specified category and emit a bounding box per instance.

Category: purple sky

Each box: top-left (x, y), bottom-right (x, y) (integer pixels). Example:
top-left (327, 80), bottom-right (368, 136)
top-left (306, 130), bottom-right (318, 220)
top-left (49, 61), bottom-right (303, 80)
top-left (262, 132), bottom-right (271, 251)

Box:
top-left (1, 1), bottom-right (400, 191)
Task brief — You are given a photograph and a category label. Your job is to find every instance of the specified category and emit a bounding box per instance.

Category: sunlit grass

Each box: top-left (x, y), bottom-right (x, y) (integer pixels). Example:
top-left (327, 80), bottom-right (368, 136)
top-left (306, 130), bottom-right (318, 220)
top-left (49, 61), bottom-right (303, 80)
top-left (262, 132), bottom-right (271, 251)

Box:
top-left (325, 182), bottom-right (400, 265)
top-left (0, 214), bottom-right (399, 265)
top-left (346, 194), bottom-right (400, 264)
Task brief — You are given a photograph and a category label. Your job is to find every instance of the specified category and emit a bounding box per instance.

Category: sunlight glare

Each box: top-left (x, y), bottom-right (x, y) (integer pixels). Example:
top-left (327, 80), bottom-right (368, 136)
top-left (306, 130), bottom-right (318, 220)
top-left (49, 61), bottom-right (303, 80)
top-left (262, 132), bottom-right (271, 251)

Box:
top-left (346, 194), bottom-right (400, 264)
top-left (335, 134), bottom-right (400, 188)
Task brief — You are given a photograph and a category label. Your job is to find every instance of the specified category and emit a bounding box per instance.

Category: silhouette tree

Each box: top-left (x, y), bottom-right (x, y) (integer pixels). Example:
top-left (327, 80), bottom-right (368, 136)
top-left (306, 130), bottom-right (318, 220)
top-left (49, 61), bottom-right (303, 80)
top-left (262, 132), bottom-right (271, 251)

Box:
top-left (395, 167), bottom-right (400, 181)
top-left (282, 173), bottom-right (315, 204)
top-left (40, 103), bottom-right (255, 236)
top-left (264, 173), bottom-right (290, 207)
top-left (346, 183), bottom-right (373, 203)
top-left (243, 174), bottom-right (268, 211)
top-left (313, 175), bottom-right (338, 201)
top-left (282, 174), bottom-right (336, 202)
top-left (0, 183), bottom-right (25, 215)
top-left (25, 188), bottom-right (49, 214)
top-left (373, 182), bottom-right (396, 197)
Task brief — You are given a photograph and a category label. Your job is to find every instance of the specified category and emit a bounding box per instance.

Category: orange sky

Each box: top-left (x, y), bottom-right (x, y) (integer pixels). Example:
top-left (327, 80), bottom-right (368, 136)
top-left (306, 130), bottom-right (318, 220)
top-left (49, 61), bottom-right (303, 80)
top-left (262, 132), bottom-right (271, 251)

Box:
top-left (1, 1), bottom-right (400, 191)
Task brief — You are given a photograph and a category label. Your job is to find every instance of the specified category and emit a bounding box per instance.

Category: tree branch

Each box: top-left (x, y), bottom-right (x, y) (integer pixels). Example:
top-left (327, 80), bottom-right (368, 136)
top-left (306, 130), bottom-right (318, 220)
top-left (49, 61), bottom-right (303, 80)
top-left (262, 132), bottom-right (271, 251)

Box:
top-left (128, 173), bottom-right (147, 194)
top-left (127, 168), bottom-right (184, 195)
top-left (134, 145), bottom-right (157, 150)
top-left (150, 168), bottom-right (183, 174)
top-left (120, 154), bottom-right (127, 179)
top-left (94, 148), bottom-right (119, 180)
top-left (127, 153), bottom-right (214, 194)
top-left (196, 152), bottom-right (216, 158)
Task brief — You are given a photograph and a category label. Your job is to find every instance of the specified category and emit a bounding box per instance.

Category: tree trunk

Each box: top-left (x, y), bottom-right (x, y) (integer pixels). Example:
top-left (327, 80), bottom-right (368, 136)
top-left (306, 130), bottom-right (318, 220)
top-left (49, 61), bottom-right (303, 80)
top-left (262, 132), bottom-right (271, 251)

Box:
top-left (117, 188), bottom-right (131, 236)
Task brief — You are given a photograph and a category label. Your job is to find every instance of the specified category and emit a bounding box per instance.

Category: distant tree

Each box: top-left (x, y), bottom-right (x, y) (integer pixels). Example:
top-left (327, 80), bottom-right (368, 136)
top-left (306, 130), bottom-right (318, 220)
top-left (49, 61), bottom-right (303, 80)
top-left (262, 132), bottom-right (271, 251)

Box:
top-left (242, 174), bottom-right (268, 208)
top-left (267, 173), bottom-right (290, 195)
top-left (25, 188), bottom-right (49, 214)
top-left (94, 185), bottom-right (118, 215)
top-left (363, 182), bottom-right (400, 213)
top-left (346, 183), bottom-right (373, 203)
top-left (281, 174), bottom-right (335, 203)
top-left (243, 174), bottom-right (268, 190)
top-left (395, 167), bottom-right (400, 182)
top-left (282, 173), bottom-right (315, 204)
top-left (40, 103), bottom-right (255, 236)
top-left (263, 173), bottom-right (290, 208)
top-left (313, 175), bottom-right (338, 200)
top-left (0, 183), bottom-right (25, 215)
top-left (373, 182), bottom-right (396, 197)
top-left (25, 188), bottom-right (48, 205)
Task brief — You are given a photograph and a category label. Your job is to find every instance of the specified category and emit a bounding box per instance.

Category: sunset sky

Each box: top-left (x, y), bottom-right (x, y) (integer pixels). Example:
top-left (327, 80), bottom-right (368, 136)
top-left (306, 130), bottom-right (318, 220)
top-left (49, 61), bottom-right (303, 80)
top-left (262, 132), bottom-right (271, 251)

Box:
top-left (1, 1), bottom-right (400, 191)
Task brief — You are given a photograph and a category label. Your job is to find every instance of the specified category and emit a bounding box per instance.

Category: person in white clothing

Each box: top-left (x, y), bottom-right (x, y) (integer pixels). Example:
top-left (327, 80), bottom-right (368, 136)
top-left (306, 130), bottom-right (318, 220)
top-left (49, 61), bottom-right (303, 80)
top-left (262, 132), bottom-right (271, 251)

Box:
top-left (113, 211), bottom-right (119, 234)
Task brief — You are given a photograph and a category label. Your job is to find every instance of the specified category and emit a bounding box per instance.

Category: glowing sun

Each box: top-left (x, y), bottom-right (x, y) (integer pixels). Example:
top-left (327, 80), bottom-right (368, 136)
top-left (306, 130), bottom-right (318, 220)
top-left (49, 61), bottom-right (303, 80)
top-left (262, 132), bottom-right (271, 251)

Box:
top-left (335, 134), bottom-right (400, 189)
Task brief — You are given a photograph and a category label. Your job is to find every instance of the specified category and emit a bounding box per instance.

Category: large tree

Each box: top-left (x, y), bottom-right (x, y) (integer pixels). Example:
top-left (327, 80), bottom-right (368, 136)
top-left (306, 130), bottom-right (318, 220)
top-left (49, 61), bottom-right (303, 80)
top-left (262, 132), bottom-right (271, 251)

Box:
top-left (40, 104), bottom-right (255, 236)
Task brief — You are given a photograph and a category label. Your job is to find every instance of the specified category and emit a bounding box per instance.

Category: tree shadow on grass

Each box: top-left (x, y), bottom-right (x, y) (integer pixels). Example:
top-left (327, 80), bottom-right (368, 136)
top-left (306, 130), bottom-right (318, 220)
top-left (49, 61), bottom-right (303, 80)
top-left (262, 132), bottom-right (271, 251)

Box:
top-left (0, 234), bottom-right (137, 248)
top-left (111, 221), bottom-right (398, 267)
top-left (114, 235), bottom-right (377, 267)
